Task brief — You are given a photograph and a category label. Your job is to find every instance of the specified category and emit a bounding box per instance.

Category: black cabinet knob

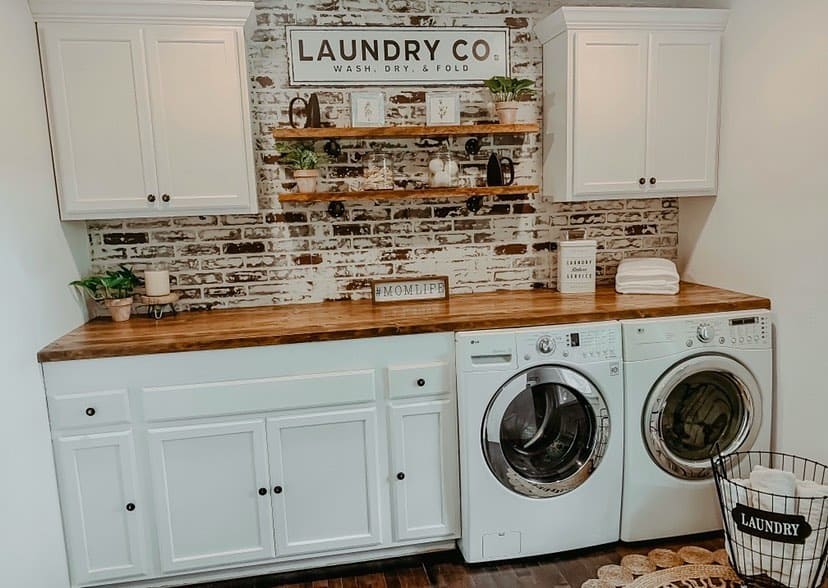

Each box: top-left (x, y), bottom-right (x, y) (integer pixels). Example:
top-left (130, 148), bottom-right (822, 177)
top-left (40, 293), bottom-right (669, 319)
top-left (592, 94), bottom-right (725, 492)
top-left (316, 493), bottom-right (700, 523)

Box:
top-left (416, 378), bottom-right (426, 387)
top-left (125, 503), bottom-right (135, 512)
top-left (649, 177), bottom-right (656, 185)
top-left (161, 194), bottom-right (171, 203)
top-left (396, 472), bottom-right (405, 480)
top-left (147, 194), bottom-right (156, 202)
top-left (638, 177), bottom-right (646, 185)
top-left (85, 407), bottom-right (96, 417)
top-left (258, 487), bottom-right (267, 496)
top-left (273, 486), bottom-right (283, 494)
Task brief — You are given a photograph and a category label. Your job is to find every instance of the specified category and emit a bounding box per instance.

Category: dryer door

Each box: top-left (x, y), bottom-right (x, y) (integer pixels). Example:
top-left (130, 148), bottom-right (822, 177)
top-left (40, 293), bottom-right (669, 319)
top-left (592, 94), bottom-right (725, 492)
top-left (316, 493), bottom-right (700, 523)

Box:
top-left (644, 354), bottom-right (762, 479)
top-left (483, 365), bottom-right (610, 498)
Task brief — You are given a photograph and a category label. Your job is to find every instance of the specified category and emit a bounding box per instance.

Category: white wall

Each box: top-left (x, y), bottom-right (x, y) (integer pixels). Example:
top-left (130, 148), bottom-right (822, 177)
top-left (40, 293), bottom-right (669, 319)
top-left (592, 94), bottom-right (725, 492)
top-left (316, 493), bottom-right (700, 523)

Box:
top-left (680, 0), bottom-right (828, 464)
top-left (0, 0), bottom-right (90, 585)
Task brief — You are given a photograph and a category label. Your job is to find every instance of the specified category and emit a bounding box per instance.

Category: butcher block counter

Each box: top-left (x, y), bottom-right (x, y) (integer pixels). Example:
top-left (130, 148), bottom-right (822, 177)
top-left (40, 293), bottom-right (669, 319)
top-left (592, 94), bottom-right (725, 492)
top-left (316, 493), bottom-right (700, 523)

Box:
top-left (38, 282), bottom-right (769, 362)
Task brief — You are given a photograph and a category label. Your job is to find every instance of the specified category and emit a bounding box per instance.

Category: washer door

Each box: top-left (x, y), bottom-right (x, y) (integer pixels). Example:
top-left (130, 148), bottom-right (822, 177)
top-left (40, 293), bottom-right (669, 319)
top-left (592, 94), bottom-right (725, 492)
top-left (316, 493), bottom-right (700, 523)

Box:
top-left (483, 365), bottom-right (610, 498)
top-left (644, 354), bottom-right (762, 479)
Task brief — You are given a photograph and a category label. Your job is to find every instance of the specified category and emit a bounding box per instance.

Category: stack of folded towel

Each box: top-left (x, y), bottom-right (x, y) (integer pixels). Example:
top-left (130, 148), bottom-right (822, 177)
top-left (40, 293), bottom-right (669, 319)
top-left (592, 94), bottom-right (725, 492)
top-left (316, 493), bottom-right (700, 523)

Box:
top-left (723, 465), bottom-right (828, 588)
top-left (615, 257), bottom-right (680, 294)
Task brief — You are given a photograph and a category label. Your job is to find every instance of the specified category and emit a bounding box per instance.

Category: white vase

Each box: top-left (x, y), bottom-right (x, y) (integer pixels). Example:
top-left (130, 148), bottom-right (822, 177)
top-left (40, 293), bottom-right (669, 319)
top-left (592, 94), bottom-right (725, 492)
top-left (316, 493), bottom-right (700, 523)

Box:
top-left (495, 101), bottom-right (520, 124)
top-left (293, 169), bottom-right (319, 193)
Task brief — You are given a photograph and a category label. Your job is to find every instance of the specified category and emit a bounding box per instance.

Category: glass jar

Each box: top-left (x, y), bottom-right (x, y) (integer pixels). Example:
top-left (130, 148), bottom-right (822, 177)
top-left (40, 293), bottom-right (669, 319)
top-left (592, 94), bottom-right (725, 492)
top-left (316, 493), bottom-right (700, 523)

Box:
top-left (428, 144), bottom-right (459, 188)
top-left (363, 149), bottom-right (394, 190)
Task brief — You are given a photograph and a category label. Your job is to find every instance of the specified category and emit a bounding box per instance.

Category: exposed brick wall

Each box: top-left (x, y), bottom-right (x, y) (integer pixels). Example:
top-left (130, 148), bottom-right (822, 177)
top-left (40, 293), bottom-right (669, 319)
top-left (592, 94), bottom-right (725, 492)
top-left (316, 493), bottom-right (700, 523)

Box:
top-left (87, 0), bottom-right (680, 311)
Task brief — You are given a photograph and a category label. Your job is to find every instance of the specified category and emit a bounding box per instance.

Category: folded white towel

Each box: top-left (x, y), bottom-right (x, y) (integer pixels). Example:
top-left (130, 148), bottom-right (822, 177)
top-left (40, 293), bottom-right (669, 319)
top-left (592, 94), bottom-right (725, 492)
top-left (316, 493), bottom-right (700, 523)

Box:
top-left (724, 478), bottom-right (758, 577)
top-left (792, 480), bottom-right (828, 588)
top-left (615, 257), bottom-right (680, 284)
top-left (616, 282), bottom-right (680, 295)
top-left (750, 466), bottom-right (799, 585)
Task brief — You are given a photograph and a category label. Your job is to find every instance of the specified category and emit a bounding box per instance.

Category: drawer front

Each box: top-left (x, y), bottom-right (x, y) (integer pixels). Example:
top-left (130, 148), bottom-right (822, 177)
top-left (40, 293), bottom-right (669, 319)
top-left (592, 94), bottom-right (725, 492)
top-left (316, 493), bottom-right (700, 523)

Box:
top-left (387, 362), bottom-right (451, 399)
top-left (143, 369), bottom-right (376, 421)
top-left (49, 390), bottom-right (131, 429)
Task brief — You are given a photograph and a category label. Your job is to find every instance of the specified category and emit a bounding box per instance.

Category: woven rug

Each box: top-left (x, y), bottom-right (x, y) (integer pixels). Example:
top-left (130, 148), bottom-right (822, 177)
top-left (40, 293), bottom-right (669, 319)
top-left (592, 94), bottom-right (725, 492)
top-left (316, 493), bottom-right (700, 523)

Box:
top-left (582, 546), bottom-right (742, 588)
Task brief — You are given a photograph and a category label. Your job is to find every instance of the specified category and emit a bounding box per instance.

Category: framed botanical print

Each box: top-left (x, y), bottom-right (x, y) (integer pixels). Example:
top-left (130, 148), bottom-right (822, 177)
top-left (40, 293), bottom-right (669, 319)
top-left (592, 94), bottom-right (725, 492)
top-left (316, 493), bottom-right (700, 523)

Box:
top-left (426, 92), bottom-right (461, 126)
top-left (351, 92), bottom-right (386, 127)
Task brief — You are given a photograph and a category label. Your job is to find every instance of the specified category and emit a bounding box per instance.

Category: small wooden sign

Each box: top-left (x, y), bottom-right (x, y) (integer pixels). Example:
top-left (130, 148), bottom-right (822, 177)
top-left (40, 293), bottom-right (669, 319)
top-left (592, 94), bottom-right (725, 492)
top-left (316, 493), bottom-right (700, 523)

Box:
top-left (371, 276), bottom-right (449, 304)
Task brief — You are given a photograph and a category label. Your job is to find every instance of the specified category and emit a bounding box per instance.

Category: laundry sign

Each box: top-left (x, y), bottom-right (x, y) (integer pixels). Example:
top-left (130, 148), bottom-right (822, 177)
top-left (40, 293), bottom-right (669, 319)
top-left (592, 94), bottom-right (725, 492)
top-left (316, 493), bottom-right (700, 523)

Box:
top-left (286, 26), bottom-right (510, 86)
top-left (732, 503), bottom-right (812, 544)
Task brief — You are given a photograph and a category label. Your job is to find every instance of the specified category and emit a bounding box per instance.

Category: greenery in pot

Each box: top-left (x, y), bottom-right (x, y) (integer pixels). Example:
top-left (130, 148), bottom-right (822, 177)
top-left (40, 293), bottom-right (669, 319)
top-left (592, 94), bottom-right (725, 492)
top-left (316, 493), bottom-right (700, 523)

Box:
top-left (276, 142), bottom-right (327, 193)
top-left (483, 76), bottom-right (536, 103)
top-left (71, 266), bottom-right (142, 322)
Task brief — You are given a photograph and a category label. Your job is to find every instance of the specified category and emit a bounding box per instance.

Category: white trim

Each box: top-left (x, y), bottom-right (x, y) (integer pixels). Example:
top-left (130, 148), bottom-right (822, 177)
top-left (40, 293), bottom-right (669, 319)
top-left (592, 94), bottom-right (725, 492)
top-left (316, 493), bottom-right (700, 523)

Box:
top-left (535, 7), bottom-right (729, 43)
top-left (29, 0), bottom-right (253, 25)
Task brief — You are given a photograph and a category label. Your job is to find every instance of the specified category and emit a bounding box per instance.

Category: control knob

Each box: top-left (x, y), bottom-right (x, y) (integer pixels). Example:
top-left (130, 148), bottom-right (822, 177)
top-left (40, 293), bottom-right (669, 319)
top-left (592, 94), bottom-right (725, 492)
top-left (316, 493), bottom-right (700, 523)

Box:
top-left (537, 336), bottom-right (555, 355)
top-left (697, 324), bottom-right (714, 343)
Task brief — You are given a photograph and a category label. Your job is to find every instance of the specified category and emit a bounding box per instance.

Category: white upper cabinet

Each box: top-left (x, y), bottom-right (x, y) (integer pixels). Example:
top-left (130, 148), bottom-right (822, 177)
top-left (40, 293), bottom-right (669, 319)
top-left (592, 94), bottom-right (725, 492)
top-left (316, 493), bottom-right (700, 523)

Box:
top-left (31, 1), bottom-right (256, 220)
top-left (536, 7), bottom-right (728, 201)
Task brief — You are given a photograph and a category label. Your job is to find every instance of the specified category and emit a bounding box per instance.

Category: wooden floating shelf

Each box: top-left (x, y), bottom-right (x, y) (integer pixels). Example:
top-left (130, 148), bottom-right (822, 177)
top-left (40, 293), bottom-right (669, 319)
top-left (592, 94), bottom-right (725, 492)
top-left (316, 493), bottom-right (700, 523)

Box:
top-left (271, 123), bottom-right (540, 141)
top-left (278, 185), bottom-right (540, 203)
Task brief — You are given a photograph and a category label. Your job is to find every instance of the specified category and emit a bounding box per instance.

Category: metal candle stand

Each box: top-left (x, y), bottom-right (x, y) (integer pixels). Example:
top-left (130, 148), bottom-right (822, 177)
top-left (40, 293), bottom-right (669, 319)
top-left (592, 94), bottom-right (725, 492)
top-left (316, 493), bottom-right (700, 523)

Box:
top-left (136, 293), bottom-right (180, 320)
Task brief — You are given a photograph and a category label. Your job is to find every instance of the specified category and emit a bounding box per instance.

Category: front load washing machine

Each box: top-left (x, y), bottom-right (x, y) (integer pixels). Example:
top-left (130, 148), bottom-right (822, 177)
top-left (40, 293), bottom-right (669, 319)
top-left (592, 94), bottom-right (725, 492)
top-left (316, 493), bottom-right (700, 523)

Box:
top-left (456, 322), bottom-right (623, 563)
top-left (621, 310), bottom-right (772, 542)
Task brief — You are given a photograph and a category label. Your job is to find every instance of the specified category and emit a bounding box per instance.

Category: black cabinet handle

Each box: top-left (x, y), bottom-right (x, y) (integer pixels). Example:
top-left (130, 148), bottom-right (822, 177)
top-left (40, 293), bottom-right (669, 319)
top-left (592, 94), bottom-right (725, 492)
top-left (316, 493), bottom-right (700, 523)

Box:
top-left (396, 472), bottom-right (405, 480)
top-left (416, 378), bottom-right (426, 387)
top-left (161, 194), bottom-right (171, 203)
top-left (649, 177), bottom-right (656, 185)
top-left (258, 487), bottom-right (267, 496)
top-left (638, 178), bottom-right (646, 185)
top-left (147, 194), bottom-right (156, 203)
top-left (85, 407), bottom-right (96, 417)
top-left (126, 503), bottom-right (135, 512)
top-left (273, 486), bottom-right (283, 494)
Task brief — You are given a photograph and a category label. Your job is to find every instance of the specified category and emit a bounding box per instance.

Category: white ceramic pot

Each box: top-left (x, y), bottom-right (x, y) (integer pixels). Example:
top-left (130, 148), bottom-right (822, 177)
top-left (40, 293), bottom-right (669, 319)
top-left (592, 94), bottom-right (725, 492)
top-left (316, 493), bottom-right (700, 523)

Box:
top-left (293, 169), bottom-right (319, 193)
top-left (495, 101), bottom-right (520, 124)
top-left (104, 297), bottom-right (133, 322)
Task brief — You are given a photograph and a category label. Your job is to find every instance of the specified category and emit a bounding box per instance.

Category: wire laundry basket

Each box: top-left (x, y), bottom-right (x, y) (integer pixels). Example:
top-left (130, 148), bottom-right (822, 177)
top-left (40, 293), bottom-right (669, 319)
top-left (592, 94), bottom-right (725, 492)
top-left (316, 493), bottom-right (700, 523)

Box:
top-left (712, 450), bottom-right (828, 588)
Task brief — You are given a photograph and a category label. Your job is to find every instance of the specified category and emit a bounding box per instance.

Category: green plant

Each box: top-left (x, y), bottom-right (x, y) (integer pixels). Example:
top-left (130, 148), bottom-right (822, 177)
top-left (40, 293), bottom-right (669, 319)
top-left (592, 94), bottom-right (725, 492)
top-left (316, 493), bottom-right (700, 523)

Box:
top-left (483, 76), bottom-right (536, 102)
top-left (71, 265), bottom-right (142, 301)
top-left (276, 142), bottom-right (326, 170)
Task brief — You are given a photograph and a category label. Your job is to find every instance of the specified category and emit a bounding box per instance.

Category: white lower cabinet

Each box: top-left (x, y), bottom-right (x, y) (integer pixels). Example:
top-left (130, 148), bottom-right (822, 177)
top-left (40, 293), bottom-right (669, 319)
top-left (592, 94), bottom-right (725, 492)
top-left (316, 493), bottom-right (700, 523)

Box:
top-left (54, 431), bottom-right (148, 585)
top-left (267, 408), bottom-right (382, 556)
top-left (147, 420), bottom-right (276, 572)
top-left (389, 399), bottom-right (460, 542)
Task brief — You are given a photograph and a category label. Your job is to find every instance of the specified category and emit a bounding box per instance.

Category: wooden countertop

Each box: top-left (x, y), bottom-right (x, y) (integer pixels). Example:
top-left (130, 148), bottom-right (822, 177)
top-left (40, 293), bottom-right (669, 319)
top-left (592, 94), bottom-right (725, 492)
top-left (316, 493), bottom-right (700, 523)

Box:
top-left (38, 283), bottom-right (770, 363)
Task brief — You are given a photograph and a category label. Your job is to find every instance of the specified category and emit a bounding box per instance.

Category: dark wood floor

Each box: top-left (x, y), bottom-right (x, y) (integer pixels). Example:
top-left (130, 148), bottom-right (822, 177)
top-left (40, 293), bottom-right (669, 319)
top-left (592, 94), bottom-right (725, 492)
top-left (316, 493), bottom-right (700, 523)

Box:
top-left (191, 533), bottom-right (728, 588)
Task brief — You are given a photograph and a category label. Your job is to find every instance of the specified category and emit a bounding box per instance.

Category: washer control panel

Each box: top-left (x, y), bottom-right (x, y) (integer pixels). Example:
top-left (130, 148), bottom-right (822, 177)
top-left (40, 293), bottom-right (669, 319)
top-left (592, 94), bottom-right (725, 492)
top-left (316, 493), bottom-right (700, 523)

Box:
top-left (518, 325), bottom-right (620, 365)
top-left (683, 314), bottom-right (770, 349)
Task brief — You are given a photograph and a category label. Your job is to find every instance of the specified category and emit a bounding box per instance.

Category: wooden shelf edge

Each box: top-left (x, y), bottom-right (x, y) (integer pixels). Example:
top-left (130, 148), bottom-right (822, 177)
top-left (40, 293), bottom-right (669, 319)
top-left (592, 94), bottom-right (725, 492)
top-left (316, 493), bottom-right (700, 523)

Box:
top-left (271, 123), bottom-right (540, 140)
top-left (278, 185), bottom-right (540, 203)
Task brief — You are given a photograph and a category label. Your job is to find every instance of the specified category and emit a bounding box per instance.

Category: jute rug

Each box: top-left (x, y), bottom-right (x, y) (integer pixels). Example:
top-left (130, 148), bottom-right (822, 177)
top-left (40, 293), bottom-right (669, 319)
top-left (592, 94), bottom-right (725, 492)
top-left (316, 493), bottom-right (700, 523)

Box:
top-left (582, 546), bottom-right (742, 588)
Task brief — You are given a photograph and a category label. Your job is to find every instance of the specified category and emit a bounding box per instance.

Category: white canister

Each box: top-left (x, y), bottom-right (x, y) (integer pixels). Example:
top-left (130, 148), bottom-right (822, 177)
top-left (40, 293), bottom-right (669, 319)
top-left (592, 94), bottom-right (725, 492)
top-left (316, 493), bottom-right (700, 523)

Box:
top-left (144, 269), bottom-right (170, 297)
top-left (557, 240), bottom-right (597, 293)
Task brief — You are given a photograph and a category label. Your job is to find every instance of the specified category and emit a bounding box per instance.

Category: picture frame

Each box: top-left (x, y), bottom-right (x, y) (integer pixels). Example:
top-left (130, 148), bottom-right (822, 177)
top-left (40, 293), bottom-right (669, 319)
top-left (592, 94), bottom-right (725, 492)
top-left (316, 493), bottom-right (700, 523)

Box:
top-left (351, 91), bottom-right (386, 127)
top-left (371, 276), bottom-right (450, 304)
top-left (426, 92), bottom-right (461, 126)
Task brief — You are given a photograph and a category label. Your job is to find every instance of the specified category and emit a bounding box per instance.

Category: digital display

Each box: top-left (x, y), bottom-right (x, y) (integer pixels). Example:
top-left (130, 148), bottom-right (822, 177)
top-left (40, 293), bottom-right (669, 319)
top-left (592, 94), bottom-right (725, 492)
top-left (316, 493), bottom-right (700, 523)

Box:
top-left (569, 333), bottom-right (580, 347)
top-left (730, 318), bottom-right (757, 326)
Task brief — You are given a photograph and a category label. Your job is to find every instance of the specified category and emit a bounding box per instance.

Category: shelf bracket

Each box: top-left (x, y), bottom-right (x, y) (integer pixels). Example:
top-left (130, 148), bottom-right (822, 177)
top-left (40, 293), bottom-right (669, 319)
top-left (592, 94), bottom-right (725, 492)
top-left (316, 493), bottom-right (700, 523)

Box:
top-left (327, 201), bottom-right (346, 218)
top-left (465, 196), bottom-right (483, 213)
top-left (464, 137), bottom-right (482, 156)
top-left (323, 139), bottom-right (342, 158)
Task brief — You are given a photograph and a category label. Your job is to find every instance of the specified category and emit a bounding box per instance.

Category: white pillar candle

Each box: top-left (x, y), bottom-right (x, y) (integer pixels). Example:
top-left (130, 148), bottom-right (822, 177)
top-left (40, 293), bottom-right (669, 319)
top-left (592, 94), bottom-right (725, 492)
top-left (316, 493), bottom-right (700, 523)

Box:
top-left (145, 270), bottom-right (170, 297)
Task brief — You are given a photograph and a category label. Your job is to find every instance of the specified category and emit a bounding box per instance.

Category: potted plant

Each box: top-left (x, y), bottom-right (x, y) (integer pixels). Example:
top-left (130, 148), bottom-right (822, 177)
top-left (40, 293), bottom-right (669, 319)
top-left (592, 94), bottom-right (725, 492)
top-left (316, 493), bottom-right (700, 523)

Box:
top-left (70, 265), bottom-right (142, 322)
top-left (483, 76), bottom-right (536, 124)
top-left (277, 142), bottom-right (326, 193)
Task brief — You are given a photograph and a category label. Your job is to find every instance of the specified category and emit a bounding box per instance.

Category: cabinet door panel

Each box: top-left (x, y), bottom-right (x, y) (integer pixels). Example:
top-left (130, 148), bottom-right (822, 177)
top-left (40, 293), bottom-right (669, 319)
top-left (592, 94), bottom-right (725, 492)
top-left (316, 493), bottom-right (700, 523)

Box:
top-left (389, 400), bottom-right (460, 542)
top-left (572, 31), bottom-right (649, 198)
top-left (646, 32), bottom-right (721, 194)
top-left (55, 431), bottom-right (148, 584)
top-left (144, 26), bottom-right (255, 212)
top-left (38, 23), bottom-right (157, 219)
top-left (148, 420), bottom-right (275, 572)
top-left (267, 408), bottom-right (381, 555)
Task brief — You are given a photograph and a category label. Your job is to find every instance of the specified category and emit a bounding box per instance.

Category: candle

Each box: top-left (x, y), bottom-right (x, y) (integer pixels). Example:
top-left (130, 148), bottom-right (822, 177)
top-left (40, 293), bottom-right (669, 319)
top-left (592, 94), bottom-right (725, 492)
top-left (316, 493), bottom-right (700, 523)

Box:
top-left (145, 270), bottom-right (170, 297)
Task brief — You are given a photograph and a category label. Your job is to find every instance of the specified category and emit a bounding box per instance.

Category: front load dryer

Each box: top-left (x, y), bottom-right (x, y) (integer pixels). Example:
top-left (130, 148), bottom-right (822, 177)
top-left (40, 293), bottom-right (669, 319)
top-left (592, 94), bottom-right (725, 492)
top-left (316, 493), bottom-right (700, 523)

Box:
top-left (620, 310), bottom-right (772, 542)
top-left (456, 322), bottom-right (623, 563)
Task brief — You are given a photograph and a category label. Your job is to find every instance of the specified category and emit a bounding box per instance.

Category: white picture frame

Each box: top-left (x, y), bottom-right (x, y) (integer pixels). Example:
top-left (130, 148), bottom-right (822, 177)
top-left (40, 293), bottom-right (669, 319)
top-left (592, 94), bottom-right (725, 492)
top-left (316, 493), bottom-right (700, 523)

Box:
top-left (426, 92), bottom-right (461, 126)
top-left (351, 92), bottom-right (386, 127)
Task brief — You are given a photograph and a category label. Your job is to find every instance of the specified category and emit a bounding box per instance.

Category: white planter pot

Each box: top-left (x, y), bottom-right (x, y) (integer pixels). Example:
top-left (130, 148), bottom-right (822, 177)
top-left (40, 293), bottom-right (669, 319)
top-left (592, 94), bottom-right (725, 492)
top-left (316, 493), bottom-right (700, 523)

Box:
top-left (293, 169), bottom-right (319, 193)
top-left (104, 297), bottom-right (133, 322)
top-left (495, 101), bottom-right (520, 124)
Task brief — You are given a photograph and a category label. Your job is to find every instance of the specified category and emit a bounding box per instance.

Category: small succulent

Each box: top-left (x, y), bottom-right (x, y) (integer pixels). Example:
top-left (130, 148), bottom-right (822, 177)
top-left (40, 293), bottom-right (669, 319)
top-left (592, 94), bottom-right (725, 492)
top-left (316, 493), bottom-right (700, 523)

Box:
top-left (276, 142), bottom-right (326, 170)
top-left (71, 265), bottom-right (142, 300)
top-left (484, 76), bottom-right (536, 102)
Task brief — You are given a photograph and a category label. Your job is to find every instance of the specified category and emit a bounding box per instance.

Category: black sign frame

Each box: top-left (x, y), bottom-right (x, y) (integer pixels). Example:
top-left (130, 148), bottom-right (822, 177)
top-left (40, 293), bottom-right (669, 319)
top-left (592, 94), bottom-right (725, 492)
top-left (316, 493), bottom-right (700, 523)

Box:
top-left (732, 503), bottom-right (813, 545)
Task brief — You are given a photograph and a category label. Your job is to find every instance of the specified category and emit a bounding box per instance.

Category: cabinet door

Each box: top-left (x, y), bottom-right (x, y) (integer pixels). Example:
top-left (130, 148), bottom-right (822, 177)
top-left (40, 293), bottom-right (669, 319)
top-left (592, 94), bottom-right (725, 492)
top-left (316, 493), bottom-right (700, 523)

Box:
top-left (54, 431), bottom-right (148, 585)
top-left (38, 23), bottom-right (158, 219)
top-left (645, 31), bottom-right (721, 194)
top-left (144, 26), bottom-right (256, 213)
top-left (267, 408), bottom-right (382, 556)
top-left (389, 399), bottom-right (460, 542)
top-left (572, 31), bottom-right (649, 198)
top-left (147, 420), bottom-right (275, 572)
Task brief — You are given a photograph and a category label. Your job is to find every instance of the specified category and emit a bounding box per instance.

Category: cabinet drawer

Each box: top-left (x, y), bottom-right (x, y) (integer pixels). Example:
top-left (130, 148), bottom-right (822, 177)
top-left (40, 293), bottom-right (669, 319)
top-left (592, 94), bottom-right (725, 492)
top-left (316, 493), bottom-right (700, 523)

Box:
top-left (49, 390), bottom-right (131, 429)
top-left (387, 362), bottom-right (451, 399)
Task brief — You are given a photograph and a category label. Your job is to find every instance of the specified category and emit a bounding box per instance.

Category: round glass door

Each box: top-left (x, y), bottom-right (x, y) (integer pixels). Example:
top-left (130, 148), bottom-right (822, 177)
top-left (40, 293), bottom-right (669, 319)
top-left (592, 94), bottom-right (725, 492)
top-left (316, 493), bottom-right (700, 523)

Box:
top-left (644, 355), bottom-right (762, 479)
top-left (483, 366), bottom-right (610, 498)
